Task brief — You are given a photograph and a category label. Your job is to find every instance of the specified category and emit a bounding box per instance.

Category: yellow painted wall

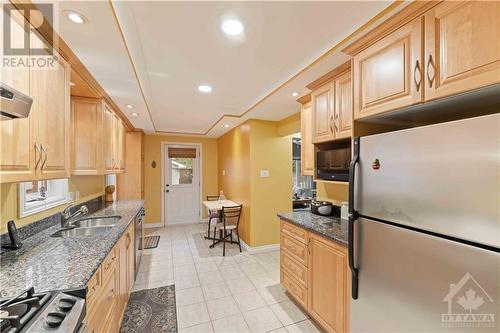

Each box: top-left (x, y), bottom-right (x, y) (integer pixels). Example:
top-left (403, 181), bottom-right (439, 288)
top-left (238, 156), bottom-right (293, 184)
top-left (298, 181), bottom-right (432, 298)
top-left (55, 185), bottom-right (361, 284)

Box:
top-left (315, 181), bottom-right (348, 205)
top-left (0, 175), bottom-right (104, 234)
top-left (277, 112), bottom-right (300, 137)
top-left (217, 120), bottom-right (294, 247)
top-left (217, 123), bottom-right (251, 243)
top-left (249, 120), bottom-right (293, 247)
top-left (143, 135), bottom-right (218, 224)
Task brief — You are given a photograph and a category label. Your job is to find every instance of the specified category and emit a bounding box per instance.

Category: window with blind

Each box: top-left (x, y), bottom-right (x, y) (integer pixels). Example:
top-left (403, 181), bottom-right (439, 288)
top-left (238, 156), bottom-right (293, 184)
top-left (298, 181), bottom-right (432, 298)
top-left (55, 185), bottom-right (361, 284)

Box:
top-left (169, 147), bottom-right (197, 185)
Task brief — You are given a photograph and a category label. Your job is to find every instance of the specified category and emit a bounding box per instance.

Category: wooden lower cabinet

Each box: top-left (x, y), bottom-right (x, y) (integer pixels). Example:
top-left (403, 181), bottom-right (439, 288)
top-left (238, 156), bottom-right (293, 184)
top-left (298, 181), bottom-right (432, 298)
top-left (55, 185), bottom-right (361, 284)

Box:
top-left (280, 220), bottom-right (348, 333)
top-left (87, 222), bottom-right (136, 332)
top-left (308, 233), bottom-right (348, 333)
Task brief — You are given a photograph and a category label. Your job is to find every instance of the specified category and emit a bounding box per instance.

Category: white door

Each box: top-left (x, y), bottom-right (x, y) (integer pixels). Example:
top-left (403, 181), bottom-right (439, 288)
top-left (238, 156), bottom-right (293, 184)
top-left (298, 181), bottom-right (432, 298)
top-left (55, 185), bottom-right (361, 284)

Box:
top-left (164, 145), bottom-right (201, 225)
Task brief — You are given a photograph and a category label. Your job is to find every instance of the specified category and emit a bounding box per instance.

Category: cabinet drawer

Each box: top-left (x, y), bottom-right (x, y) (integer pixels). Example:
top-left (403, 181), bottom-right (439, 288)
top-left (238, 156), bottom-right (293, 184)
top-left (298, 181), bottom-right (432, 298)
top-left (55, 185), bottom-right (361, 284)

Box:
top-left (281, 221), bottom-right (308, 244)
top-left (281, 233), bottom-right (308, 266)
top-left (281, 269), bottom-right (308, 309)
top-left (86, 268), bottom-right (101, 311)
top-left (281, 252), bottom-right (307, 287)
top-left (102, 247), bottom-right (117, 283)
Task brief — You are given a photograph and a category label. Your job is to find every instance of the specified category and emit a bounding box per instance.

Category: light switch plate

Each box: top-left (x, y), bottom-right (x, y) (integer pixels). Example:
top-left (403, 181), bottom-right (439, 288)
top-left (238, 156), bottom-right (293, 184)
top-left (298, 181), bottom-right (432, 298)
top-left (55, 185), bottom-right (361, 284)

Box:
top-left (260, 170), bottom-right (270, 178)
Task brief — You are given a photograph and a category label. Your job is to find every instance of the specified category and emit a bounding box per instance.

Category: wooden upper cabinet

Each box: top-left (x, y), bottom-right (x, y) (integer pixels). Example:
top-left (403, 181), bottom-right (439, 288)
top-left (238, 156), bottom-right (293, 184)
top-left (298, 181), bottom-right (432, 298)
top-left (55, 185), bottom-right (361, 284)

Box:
top-left (353, 17), bottom-right (424, 119)
top-left (424, 1), bottom-right (500, 100)
top-left (333, 71), bottom-right (352, 139)
top-left (71, 97), bottom-right (103, 175)
top-left (300, 102), bottom-right (314, 176)
top-left (103, 104), bottom-right (127, 174)
top-left (117, 120), bottom-right (126, 172)
top-left (103, 104), bottom-right (115, 174)
top-left (0, 17), bottom-right (35, 183)
top-left (312, 84), bottom-right (334, 143)
top-left (30, 31), bottom-right (71, 180)
top-left (308, 233), bottom-right (348, 333)
top-left (1, 21), bottom-right (70, 184)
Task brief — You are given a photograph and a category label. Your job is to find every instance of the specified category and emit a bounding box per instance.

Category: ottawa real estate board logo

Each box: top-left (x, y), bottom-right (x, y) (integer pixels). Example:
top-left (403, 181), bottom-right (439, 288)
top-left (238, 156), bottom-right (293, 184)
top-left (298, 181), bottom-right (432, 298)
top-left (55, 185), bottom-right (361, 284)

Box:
top-left (2, 2), bottom-right (58, 70)
top-left (442, 272), bottom-right (495, 329)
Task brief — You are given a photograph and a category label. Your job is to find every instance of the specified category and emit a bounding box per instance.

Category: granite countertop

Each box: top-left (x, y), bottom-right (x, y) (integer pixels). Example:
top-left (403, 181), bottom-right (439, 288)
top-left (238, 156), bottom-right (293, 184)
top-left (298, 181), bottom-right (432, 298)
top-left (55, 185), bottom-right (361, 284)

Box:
top-left (277, 210), bottom-right (348, 246)
top-left (0, 200), bottom-right (144, 298)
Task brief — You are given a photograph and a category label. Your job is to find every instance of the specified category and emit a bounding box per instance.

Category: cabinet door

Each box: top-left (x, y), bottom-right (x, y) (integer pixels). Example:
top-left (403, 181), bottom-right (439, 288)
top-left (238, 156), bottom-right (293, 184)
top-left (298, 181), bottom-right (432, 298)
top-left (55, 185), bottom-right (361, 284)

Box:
top-left (353, 17), bottom-right (423, 119)
top-left (126, 226), bottom-right (136, 292)
top-left (31, 48), bottom-right (70, 180)
top-left (112, 114), bottom-right (120, 172)
top-left (308, 233), bottom-right (348, 333)
top-left (300, 103), bottom-right (314, 176)
top-left (312, 84), bottom-right (334, 143)
top-left (0, 16), bottom-right (37, 183)
top-left (424, 1), bottom-right (500, 100)
top-left (334, 71), bottom-right (352, 139)
top-left (117, 120), bottom-right (126, 172)
top-left (71, 98), bottom-right (103, 175)
top-left (118, 235), bottom-right (128, 319)
top-left (103, 104), bottom-right (115, 173)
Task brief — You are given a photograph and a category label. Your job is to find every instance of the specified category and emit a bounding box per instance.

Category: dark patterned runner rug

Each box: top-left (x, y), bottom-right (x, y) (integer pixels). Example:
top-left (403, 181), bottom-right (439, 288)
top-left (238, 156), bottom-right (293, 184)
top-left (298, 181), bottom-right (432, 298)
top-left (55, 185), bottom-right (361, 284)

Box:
top-left (139, 235), bottom-right (161, 250)
top-left (120, 285), bottom-right (177, 333)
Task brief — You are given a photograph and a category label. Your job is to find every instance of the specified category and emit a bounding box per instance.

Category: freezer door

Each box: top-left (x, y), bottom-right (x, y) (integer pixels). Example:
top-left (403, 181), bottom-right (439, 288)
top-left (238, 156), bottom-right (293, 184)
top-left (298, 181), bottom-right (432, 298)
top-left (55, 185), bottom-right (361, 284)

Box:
top-left (350, 218), bottom-right (500, 333)
top-left (354, 113), bottom-right (500, 248)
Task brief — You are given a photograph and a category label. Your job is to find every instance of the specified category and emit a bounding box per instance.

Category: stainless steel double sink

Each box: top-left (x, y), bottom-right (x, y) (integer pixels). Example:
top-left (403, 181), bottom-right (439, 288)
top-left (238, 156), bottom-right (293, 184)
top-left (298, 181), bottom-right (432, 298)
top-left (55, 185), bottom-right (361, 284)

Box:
top-left (51, 216), bottom-right (121, 238)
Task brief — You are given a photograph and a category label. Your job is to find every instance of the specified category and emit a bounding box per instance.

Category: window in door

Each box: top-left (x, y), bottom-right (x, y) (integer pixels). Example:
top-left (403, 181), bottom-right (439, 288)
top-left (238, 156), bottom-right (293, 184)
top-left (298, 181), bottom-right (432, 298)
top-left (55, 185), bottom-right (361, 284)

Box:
top-left (168, 147), bottom-right (196, 185)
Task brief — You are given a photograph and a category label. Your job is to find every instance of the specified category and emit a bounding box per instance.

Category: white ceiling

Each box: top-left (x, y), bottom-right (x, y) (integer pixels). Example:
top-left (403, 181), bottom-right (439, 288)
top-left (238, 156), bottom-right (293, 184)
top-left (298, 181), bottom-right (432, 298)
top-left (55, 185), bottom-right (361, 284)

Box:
top-left (58, 1), bottom-right (398, 137)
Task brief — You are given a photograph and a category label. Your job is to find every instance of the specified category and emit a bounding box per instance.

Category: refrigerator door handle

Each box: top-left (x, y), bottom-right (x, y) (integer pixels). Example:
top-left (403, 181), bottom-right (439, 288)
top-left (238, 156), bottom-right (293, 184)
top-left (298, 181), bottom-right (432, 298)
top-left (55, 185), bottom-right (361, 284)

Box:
top-left (348, 136), bottom-right (360, 299)
top-left (348, 137), bottom-right (360, 215)
top-left (348, 215), bottom-right (359, 299)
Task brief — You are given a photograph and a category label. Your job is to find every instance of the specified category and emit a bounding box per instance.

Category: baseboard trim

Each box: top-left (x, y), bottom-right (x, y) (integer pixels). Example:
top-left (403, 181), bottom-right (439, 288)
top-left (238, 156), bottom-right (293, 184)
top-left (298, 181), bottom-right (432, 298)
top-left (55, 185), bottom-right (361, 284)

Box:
top-left (144, 222), bottom-right (164, 228)
top-left (240, 239), bottom-right (280, 254)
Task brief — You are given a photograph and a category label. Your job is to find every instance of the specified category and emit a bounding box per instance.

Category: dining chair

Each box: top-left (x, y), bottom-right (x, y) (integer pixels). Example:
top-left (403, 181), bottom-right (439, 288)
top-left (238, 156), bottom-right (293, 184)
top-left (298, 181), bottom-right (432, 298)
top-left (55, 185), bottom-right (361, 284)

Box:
top-left (206, 195), bottom-right (220, 239)
top-left (211, 205), bottom-right (243, 256)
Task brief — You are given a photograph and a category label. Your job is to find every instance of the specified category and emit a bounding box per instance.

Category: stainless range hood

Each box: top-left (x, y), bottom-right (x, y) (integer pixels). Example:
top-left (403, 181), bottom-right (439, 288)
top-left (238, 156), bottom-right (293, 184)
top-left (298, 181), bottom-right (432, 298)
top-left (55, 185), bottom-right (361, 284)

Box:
top-left (0, 83), bottom-right (33, 120)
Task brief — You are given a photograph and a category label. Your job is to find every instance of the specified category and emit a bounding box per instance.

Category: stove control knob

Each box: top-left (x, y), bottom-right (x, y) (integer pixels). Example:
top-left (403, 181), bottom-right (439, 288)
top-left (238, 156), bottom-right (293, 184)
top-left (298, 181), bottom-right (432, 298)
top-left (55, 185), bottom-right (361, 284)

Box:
top-left (58, 297), bottom-right (76, 312)
top-left (45, 312), bottom-right (66, 328)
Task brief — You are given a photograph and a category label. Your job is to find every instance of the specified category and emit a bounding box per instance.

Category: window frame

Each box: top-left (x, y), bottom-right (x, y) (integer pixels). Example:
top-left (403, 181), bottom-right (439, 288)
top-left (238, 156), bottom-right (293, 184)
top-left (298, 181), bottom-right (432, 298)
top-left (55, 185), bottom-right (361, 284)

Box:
top-left (18, 179), bottom-right (69, 218)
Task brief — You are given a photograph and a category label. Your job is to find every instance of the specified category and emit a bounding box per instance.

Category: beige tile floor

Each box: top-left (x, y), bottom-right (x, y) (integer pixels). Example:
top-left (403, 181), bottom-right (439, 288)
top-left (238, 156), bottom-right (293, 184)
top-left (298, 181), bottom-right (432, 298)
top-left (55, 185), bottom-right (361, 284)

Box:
top-left (133, 223), bottom-right (322, 333)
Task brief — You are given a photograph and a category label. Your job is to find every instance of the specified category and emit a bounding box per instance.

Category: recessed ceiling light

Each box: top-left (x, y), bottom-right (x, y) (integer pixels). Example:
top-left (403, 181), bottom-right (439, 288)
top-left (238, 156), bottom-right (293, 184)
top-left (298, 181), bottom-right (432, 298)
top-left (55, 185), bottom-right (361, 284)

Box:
top-left (222, 19), bottom-right (244, 36)
top-left (126, 104), bottom-right (134, 109)
top-left (69, 81), bottom-right (76, 87)
top-left (64, 10), bottom-right (87, 24)
top-left (292, 92), bottom-right (299, 97)
top-left (224, 124), bottom-right (230, 128)
top-left (198, 85), bottom-right (212, 93)
top-left (131, 112), bottom-right (138, 117)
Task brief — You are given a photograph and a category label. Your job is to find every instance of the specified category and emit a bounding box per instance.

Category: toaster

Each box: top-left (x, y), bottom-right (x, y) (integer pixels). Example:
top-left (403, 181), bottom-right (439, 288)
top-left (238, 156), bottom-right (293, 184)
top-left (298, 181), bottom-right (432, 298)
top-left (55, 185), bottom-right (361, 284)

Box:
top-left (310, 200), bottom-right (334, 216)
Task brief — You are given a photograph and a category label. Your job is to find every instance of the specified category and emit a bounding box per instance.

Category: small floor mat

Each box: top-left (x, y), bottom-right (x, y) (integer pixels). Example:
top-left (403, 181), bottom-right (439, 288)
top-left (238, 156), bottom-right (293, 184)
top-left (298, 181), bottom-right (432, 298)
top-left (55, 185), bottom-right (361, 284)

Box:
top-left (120, 285), bottom-right (177, 333)
top-left (140, 235), bottom-right (160, 249)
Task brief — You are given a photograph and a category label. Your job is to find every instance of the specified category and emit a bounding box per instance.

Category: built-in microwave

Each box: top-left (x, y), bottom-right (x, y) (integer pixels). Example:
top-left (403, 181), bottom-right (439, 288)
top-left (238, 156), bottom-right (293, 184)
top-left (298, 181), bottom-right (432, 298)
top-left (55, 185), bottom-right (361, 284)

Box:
top-left (316, 147), bottom-right (351, 181)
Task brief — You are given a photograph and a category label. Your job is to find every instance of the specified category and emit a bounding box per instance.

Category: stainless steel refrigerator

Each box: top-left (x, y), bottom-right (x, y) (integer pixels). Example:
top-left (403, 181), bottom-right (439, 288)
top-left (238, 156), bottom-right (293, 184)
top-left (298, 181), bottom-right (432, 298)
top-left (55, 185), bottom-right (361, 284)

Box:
top-left (348, 113), bottom-right (500, 332)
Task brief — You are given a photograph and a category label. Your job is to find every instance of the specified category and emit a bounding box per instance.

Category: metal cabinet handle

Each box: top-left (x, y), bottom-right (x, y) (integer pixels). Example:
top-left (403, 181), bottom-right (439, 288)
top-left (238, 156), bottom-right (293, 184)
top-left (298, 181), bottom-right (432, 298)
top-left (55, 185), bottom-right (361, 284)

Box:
top-left (34, 143), bottom-right (42, 170)
top-left (329, 115), bottom-right (334, 133)
top-left (426, 54), bottom-right (435, 88)
top-left (413, 59), bottom-right (422, 91)
top-left (40, 144), bottom-right (47, 170)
